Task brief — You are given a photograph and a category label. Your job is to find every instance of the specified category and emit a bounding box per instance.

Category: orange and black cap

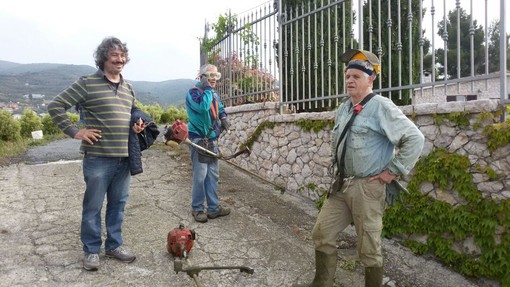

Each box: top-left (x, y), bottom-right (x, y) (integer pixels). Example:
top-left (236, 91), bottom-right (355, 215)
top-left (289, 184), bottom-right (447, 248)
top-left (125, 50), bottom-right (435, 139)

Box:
top-left (341, 49), bottom-right (381, 75)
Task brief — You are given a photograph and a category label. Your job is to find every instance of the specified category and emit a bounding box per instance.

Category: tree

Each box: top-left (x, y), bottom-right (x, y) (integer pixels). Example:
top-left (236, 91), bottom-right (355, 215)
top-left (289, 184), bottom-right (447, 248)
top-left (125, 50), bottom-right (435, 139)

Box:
top-left (487, 20), bottom-right (510, 73)
top-left (436, 8), bottom-right (485, 79)
top-left (280, 0), bottom-right (354, 112)
top-left (362, 0), bottom-right (430, 105)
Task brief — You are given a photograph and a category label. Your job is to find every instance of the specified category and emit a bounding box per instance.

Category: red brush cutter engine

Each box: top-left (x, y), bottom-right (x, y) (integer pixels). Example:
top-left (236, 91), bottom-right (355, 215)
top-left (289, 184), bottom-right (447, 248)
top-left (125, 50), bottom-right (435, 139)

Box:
top-left (164, 119), bottom-right (189, 144)
top-left (167, 224), bottom-right (196, 258)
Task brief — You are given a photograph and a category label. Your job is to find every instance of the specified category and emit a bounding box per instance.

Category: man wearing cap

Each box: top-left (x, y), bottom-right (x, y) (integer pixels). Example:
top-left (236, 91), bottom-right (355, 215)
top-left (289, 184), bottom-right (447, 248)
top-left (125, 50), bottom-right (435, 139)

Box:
top-left (300, 50), bottom-right (424, 287)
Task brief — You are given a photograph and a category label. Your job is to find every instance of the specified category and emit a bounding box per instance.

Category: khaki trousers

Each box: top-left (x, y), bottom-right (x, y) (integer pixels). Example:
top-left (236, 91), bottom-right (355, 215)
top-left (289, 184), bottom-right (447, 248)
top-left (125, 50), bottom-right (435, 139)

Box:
top-left (312, 177), bottom-right (386, 267)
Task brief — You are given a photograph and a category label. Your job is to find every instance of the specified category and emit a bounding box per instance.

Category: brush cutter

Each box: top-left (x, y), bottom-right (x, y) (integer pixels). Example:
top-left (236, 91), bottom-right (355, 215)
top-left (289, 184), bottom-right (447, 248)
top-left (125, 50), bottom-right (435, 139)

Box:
top-left (164, 120), bottom-right (251, 160)
top-left (166, 224), bottom-right (254, 287)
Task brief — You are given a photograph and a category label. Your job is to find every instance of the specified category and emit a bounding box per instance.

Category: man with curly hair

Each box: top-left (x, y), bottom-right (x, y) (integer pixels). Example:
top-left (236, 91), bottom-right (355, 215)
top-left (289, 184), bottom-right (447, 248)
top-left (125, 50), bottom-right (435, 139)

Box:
top-left (48, 37), bottom-right (144, 271)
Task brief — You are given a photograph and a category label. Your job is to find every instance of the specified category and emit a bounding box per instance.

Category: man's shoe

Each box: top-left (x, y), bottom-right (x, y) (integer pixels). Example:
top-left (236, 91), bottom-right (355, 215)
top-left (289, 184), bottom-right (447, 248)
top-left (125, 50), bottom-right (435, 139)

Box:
top-left (192, 211), bottom-right (208, 223)
top-left (105, 246), bottom-right (136, 263)
top-left (83, 253), bottom-right (100, 271)
top-left (207, 206), bottom-right (231, 219)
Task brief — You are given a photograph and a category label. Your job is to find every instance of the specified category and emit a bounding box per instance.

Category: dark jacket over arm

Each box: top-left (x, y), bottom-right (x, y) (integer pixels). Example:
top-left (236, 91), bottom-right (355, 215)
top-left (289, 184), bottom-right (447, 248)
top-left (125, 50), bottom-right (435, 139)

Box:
top-left (129, 107), bottom-right (160, 175)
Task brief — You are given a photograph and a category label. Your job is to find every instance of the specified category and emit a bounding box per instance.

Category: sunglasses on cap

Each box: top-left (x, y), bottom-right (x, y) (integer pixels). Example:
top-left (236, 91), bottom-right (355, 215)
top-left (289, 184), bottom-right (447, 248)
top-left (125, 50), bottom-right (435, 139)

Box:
top-left (202, 72), bottom-right (222, 80)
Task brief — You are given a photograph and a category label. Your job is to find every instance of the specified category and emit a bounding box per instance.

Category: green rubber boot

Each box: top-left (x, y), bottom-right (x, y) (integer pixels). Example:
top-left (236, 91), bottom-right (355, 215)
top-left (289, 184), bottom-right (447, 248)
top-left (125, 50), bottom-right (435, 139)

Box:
top-left (365, 266), bottom-right (383, 287)
top-left (294, 251), bottom-right (337, 287)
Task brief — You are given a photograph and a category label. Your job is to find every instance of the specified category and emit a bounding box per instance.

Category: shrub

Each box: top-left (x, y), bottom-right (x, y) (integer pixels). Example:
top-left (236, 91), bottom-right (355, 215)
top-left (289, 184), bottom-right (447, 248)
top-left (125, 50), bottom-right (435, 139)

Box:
top-left (41, 114), bottom-right (61, 136)
top-left (67, 112), bottom-right (80, 125)
top-left (0, 110), bottom-right (21, 141)
top-left (143, 104), bottom-right (163, 123)
top-left (160, 106), bottom-right (188, 124)
top-left (159, 112), bottom-right (173, 124)
top-left (20, 109), bottom-right (43, 138)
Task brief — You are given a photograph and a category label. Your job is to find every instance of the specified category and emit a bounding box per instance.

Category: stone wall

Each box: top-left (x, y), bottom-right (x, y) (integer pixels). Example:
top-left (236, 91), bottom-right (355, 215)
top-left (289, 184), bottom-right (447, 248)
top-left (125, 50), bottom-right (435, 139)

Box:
top-left (414, 72), bottom-right (510, 105)
top-left (220, 99), bottom-right (510, 203)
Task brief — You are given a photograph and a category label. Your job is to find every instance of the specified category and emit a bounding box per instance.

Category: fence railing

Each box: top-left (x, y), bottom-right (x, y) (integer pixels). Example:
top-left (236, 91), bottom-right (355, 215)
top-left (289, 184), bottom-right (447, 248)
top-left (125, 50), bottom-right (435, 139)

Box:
top-left (204, 0), bottom-right (509, 115)
top-left (206, 2), bottom-right (279, 108)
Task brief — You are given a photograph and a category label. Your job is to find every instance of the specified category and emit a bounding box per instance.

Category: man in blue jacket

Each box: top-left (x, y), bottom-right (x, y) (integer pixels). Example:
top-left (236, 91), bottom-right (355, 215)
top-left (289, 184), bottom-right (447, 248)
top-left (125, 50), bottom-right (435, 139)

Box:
top-left (185, 64), bottom-right (231, 223)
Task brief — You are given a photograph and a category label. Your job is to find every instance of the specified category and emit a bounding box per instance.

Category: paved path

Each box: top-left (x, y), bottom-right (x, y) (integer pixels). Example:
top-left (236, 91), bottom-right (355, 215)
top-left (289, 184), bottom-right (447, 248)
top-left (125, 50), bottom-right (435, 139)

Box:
top-left (0, 138), bottom-right (494, 286)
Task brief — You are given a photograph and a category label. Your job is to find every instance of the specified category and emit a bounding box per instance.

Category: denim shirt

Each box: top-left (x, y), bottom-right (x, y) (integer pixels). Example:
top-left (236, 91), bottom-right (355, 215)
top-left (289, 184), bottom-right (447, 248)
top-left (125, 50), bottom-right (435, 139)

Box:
top-left (331, 94), bottom-right (424, 177)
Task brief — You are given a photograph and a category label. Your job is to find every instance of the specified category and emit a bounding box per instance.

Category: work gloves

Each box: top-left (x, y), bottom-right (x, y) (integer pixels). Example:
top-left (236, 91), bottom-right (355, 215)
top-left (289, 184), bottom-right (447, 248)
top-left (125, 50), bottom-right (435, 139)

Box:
top-left (385, 180), bottom-right (409, 206)
top-left (200, 74), bottom-right (211, 89)
top-left (220, 116), bottom-right (231, 133)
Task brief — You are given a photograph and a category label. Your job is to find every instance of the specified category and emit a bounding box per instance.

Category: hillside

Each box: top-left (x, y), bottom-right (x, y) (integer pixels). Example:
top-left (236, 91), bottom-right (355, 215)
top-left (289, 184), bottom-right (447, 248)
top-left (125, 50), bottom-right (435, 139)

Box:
top-left (131, 79), bottom-right (195, 107)
top-left (0, 60), bottom-right (194, 107)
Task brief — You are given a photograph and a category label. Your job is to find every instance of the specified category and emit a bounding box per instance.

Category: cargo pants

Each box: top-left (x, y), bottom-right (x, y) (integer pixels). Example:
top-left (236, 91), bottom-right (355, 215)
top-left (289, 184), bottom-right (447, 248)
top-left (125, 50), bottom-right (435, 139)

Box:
top-left (312, 177), bottom-right (386, 267)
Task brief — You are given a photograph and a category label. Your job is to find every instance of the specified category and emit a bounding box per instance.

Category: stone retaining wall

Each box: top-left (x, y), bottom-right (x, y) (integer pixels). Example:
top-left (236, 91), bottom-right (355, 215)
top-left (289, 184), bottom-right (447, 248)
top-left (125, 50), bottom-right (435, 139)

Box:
top-left (220, 99), bottom-right (510, 203)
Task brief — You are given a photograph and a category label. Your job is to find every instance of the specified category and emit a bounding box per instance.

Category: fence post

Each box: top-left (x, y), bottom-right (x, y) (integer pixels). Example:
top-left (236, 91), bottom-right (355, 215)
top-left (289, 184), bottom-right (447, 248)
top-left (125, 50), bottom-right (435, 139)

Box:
top-left (200, 21), bottom-right (209, 67)
top-left (500, 0), bottom-right (508, 121)
top-left (277, 0), bottom-right (283, 114)
top-left (227, 9), bottom-right (233, 107)
top-left (358, 0), bottom-right (364, 49)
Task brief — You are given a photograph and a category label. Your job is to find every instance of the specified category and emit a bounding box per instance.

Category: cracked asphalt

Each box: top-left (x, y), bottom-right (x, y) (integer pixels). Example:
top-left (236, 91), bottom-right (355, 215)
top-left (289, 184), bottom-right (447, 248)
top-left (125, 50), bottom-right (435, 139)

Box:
top-left (0, 136), bottom-right (497, 286)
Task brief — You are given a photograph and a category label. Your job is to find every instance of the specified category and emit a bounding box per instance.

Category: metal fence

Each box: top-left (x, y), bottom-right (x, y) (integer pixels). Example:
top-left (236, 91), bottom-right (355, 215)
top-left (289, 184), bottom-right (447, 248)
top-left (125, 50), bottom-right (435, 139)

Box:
top-left (204, 0), bottom-right (509, 114)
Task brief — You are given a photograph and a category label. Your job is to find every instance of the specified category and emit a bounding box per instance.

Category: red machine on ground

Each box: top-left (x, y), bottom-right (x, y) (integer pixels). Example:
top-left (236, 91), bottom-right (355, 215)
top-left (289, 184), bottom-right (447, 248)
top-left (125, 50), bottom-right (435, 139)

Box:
top-left (166, 224), bottom-right (195, 258)
top-left (166, 223), bottom-right (254, 287)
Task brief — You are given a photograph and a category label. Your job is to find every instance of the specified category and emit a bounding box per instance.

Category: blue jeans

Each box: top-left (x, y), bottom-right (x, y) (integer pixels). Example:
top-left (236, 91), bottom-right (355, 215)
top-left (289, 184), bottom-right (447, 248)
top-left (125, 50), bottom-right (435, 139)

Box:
top-left (190, 138), bottom-right (220, 214)
top-left (81, 156), bottom-right (130, 254)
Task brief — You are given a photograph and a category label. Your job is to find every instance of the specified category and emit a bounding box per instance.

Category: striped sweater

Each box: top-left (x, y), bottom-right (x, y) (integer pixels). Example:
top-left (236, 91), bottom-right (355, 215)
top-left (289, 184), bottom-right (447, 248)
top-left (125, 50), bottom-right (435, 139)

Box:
top-left (47, 69), bottom-right (136, 157)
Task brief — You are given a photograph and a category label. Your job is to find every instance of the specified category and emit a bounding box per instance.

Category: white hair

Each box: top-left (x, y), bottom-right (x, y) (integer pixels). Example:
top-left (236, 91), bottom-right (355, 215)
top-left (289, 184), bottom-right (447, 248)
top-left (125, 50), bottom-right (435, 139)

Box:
top-left (199, 64), bottom-right (217, 75)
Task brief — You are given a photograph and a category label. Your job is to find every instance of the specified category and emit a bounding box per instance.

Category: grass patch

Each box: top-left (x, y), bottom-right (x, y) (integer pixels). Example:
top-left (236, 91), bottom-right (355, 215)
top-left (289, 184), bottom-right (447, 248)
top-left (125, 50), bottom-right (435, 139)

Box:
top-left (0, 133), bottom-right (67, 158)
top-left (339, 258), bottom-right (357, 271)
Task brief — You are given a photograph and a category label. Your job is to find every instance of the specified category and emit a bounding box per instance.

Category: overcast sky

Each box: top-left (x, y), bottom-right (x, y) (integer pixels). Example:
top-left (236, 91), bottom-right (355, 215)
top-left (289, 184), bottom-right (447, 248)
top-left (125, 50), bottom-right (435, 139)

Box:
top-left (0, 0), bottom-right (268, 82)
top-left (1, 0), bottom-right (507, 82)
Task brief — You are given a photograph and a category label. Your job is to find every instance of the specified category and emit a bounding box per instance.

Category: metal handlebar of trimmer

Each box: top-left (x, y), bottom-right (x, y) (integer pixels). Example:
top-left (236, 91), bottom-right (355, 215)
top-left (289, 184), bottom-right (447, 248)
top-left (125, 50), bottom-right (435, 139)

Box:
top-left (174, 259), bottom-right (254, 275)
top-left (185, 139), bottom-right (251, 161)
top-left (174, 259), bottom-right (254, 287)
top-left (222, 146), bottom-right (251, 160)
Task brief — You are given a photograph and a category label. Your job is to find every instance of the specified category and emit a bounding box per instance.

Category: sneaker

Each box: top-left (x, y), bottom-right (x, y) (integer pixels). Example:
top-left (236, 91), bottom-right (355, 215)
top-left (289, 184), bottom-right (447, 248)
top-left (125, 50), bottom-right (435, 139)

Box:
top-left (105, 246), bottom-right (136, 263)
top-left (192, 211), bottom-right (208, 223)
top-left (207, 206), bottom-right (231, 219)
top-left (83, 253), bottom-right (100, 271)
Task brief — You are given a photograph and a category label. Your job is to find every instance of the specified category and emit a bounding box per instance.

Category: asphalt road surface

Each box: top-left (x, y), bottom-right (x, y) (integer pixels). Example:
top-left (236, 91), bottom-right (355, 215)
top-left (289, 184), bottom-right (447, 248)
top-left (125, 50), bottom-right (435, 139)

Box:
top-left (0, 136), bottom-right (499, 286)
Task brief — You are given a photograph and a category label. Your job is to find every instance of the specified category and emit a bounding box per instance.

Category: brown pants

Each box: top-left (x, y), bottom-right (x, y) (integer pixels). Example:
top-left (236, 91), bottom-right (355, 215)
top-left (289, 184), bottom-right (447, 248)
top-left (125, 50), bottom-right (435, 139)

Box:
top-left (312, 177), bottom-right (386, 267)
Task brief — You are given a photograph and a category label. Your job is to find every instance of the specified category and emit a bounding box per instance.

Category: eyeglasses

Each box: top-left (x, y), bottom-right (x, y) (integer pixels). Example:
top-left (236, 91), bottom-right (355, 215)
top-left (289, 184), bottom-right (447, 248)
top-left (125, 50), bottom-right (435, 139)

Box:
top-left (203, 72), bottom-right (221, 80)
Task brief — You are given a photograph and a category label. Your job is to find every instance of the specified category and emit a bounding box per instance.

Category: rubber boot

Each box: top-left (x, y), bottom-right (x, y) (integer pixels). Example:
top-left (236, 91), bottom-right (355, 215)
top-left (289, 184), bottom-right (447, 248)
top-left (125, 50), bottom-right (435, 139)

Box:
top-left (365, 266), bottom-right (383, 287)
top-left (294, 251), bottom-right (337, 287)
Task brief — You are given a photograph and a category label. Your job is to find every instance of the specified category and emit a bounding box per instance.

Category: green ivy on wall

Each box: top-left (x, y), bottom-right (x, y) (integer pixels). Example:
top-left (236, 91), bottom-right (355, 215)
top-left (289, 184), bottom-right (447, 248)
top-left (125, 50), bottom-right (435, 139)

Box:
top-left (484, 119), bottom-right (510, 152)
top-left (237, 111), bottom-right (510, 284)
top-left (240, 119), bottom-right (333, 150)
top-left (297, 182), bottom-right (328, 210)
top-left (474, 164), bottom-right (502, 180)
top-left (473, 111), bottom-right (496, 130)
top-left (383, 148), bottom-right (510, 285)
top-left (241, 120), bottom-right (275, 150)
top-left (295, 119), bottom-right (334, 133)
top-left (433, 111), bottom-right (471, 127)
